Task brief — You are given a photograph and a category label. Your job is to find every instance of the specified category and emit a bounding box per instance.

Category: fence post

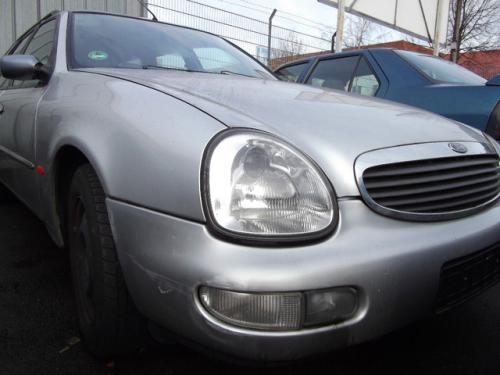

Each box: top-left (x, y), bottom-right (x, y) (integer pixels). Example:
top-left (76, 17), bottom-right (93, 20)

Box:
top-left (450, 0), bottom-right (463, 62)
top-left (335, 0), bottom-right (345, 52)
top-left (267, 9), bottom-right (277, 67)
top-left (432, 0), bottom-right (443, 56)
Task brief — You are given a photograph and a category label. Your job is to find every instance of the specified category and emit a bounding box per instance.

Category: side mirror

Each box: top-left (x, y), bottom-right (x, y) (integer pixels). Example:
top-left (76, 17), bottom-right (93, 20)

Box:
top-left (0, 55), bottom-right (49, 81)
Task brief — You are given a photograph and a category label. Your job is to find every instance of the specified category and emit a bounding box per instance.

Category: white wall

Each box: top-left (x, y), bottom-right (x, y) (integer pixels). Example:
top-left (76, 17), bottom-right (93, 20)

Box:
top-left (0, 0), bottom-right (145, 55)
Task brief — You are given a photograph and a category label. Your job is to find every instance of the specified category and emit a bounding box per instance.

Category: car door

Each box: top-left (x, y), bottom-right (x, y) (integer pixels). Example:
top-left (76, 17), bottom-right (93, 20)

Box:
top-left (305, 55), bottom-right (360, 92)
top-left (274, 61), bottom-right (311, 83)
top-left (304, 53), bottom-right (381, 97)
top-left (349, 56), bottom-right (381, 97)
top-left (0, 27), bottom-right (36, 193)
top-left (0, 18), bottom-right (58, 211)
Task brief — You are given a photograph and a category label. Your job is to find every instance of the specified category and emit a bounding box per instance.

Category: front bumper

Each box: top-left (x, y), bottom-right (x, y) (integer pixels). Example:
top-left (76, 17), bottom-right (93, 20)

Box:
top-left (106, 198), bottom-right (500, 361)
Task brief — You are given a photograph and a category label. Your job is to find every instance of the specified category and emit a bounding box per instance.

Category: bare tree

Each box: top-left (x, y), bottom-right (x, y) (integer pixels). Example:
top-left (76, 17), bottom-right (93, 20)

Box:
top-left (343, 16), bottom-right (374, 49)
top-left (273, 31), bottom-right (306, 59)
top-left (448, 0), bottom-right (500, 62)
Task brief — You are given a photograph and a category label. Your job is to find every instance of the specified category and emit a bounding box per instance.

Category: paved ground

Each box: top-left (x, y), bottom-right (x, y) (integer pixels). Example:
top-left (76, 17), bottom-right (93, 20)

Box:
top-left (1, 197), bottom-right (500, 375)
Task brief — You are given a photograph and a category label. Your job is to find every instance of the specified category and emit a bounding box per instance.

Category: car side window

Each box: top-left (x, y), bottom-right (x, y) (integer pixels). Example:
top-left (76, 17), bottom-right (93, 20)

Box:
top-left (11, 32), bottom-right (33, 55)
top-left (0, 77), bottom-right (7, 90)
top-left (0, 71), bottom-right (8, 90)
top-left (25, 19), bottom-right (57, 64)
top-left (11, 19), bottom-right (57, 89)
top-left (350, 57), bottom-right (379, 96)
top-left (306, 56), bottom-right (358, 92)
top-left (275, 63), bottom-right (308, 82)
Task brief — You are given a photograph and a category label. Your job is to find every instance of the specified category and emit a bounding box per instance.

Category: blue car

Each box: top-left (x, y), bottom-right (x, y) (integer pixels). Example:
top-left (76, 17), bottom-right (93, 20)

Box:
top-left (275, 49), bottom-right (500, 140)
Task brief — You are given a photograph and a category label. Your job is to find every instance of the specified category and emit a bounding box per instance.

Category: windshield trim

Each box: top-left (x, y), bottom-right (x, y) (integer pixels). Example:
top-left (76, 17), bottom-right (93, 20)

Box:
top-left (394, 49), bottom-right (486, 85)
top-left (65, 11), bottom-right (275, 79)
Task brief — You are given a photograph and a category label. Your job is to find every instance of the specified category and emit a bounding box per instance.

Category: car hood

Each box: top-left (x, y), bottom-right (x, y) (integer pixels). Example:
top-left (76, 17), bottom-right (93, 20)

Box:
top-left (81, 68), bottom-right (488, 196)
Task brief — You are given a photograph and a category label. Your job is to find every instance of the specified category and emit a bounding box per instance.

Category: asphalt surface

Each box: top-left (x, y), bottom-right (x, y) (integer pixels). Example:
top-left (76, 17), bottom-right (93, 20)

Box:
top-left (1, 197), bottom-right (500, 375)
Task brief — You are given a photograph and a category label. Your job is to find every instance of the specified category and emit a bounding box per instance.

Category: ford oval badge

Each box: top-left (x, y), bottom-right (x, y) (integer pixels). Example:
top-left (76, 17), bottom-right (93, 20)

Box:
top-left (448, 142), bottom-right (468, 154)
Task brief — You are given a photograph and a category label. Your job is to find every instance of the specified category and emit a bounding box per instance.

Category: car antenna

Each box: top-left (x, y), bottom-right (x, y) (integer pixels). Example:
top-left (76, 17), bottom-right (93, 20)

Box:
top-left (136, 0), bottom-right (159, 22)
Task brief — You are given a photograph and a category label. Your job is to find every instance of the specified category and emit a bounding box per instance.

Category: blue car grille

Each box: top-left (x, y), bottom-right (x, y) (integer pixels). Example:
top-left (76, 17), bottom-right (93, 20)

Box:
top-left (362, 154), bottom-right (500, 216)
top-left (435, 241), bottom-right (500, 313)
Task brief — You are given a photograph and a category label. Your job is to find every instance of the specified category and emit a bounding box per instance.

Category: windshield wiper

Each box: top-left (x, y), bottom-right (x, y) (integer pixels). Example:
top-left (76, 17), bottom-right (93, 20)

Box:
top-left (219, 70), bottom-right (256, 78)
top-left (143, 65), bottom-right (263, 79)
top-left (142, 65), bottom-right (211, 74)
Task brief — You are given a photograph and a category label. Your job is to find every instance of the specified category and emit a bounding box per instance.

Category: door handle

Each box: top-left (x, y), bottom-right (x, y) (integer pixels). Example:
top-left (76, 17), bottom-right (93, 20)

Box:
top-left (0, 104), bottom-right (4, 114)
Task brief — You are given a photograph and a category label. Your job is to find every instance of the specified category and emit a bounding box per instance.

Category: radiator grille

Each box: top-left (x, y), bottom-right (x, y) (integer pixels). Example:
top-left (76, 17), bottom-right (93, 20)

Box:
top-left (362, 154), bottom-right (500, 216)
top-left (435, 241), bottom-right (500, 313)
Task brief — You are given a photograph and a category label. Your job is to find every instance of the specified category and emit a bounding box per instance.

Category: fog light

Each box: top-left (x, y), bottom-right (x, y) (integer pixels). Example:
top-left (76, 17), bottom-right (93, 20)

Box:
top-left (199, 287), bottom-right (302, 331)
top-left (304, 287), bottom-right (358, 327)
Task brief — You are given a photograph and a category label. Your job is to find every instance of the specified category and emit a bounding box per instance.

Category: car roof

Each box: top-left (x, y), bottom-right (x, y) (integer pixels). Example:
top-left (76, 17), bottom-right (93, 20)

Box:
top-left (275, 48), bottom-right (401, 70)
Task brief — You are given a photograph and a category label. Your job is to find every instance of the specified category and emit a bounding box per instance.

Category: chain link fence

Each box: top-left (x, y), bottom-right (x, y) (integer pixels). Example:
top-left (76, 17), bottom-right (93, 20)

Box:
top-left (147, 0), bottom-right (333, 69)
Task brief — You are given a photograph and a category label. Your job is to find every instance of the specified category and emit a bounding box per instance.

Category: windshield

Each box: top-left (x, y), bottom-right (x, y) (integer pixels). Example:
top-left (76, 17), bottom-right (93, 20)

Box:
top-left (69, 13), bottom-right (273, 79)
top-left (396, 50), bottom-right (486, 85)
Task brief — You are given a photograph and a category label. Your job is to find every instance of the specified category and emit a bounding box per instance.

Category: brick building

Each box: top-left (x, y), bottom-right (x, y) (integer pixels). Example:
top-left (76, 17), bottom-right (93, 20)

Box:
top-left (455, 50), bottom-right (500, 80)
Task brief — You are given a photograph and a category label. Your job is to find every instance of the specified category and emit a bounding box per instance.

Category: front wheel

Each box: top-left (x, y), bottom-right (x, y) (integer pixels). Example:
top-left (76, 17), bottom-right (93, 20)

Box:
top-left (67, 164), bottom-right (147, 358)
top-left (0, 183), bottom-right (16, 204)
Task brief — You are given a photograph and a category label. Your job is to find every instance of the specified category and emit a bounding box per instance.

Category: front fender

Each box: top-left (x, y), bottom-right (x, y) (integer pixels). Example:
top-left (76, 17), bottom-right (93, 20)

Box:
top-left (35, 72), bottom-right (226, 243)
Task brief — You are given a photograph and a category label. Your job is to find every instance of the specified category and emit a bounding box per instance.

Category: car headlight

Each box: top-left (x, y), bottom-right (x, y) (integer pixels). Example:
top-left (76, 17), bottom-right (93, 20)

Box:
top-left (203, 130), bottom-right (337, 242)
top-left (485, 132), bottom-right (500, 156)
top-left (486, 101), bottom-right (499, 141)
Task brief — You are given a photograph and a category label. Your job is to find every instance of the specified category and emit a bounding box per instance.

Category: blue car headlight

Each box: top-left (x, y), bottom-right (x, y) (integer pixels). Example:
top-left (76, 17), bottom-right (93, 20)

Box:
top-left (485, 133), bottom-right (500, 156)
top-left (486, 102), bottom-right (500, 141)
top-left (202, 129), bottom-right (337, 243)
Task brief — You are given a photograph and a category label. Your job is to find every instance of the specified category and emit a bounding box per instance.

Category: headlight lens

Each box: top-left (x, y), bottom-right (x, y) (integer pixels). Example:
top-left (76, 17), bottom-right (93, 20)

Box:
top-left (486, 101), bottom-right (499, 141)
top-left (484, 132), bottom-right (500, 156)
top-left (204, 130), bottom-right (336, 240)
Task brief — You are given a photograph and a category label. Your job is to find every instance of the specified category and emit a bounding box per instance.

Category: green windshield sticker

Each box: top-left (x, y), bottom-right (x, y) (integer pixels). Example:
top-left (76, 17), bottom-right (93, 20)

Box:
top-left (88, 51), bottom-right (108, 60)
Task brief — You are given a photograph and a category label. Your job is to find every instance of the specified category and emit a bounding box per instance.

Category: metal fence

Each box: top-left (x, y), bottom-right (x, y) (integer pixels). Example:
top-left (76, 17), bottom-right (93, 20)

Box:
top-left (147, 0), bottom-right (333, 68)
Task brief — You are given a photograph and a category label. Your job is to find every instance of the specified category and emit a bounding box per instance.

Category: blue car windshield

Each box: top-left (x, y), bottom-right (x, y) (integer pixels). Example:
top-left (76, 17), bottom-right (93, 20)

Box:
top-left (396, 50), bottom-right (486, 85)
top-left (69, 13), bottom-right (273, 79)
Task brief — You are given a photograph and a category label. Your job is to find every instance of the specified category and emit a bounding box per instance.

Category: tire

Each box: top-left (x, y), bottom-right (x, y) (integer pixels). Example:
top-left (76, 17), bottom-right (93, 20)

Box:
top-left (67, 164), bottom-right (147, 358)
top-left (0, 182), bottom-right (16, 204)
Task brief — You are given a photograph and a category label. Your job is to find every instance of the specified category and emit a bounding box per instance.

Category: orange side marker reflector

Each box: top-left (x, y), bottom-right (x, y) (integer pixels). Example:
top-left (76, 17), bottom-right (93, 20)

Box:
top-left (36, 165), bottom-right (45, 176)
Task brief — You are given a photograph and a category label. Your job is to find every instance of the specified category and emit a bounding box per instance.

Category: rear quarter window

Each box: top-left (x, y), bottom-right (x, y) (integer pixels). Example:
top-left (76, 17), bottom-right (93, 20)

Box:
top-left (275, 63), bottom-right (308, 82)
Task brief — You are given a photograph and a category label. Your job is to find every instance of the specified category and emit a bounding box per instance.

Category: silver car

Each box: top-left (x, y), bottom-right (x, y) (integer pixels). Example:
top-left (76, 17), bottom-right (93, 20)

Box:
top-left (1, 11), bottom-right (499, 362)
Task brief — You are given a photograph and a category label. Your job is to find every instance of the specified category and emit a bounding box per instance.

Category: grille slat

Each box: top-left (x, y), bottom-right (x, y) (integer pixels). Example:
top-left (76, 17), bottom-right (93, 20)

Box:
top-left (363, 156), bottom-right (498, 178)
top-left (377, 180), bottom-right (500, 207)
top-left (362, 154), bottom-right (500, 218)
top-left (397, 187), bottom-right (500, 213)
top-left (364, 166), bottom-right (497, 189)
top-left (369, 174), bottom-right (500, 199)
